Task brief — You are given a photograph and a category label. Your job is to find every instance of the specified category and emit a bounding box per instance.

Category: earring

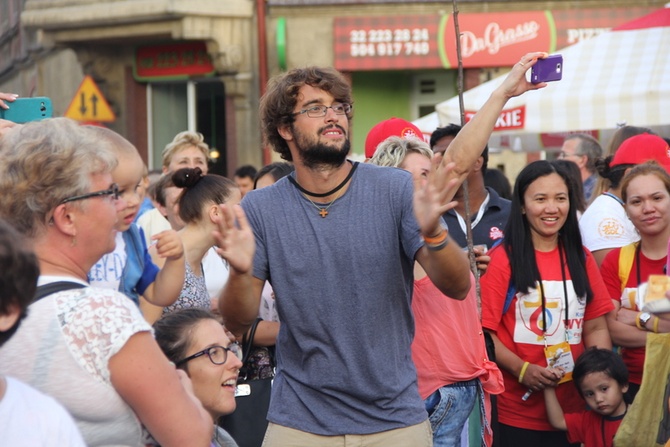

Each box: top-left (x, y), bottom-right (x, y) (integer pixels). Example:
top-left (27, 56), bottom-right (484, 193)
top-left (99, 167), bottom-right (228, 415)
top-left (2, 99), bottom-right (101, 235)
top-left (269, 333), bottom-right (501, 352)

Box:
top-left (71, 236), bottom-right (77, 247)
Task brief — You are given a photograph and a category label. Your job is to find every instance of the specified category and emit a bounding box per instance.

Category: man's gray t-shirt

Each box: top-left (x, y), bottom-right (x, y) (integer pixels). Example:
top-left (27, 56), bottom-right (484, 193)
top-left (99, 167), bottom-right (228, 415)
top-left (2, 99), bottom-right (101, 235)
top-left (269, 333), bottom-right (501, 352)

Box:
top-left (241, 162), bottom-right (426, 435)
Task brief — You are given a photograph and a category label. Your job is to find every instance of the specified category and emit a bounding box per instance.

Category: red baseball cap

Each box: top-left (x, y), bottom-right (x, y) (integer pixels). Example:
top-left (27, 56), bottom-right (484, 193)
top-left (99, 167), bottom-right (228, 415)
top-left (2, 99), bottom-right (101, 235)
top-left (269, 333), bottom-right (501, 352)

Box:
top-left (611, 134), bottom-right (670, 173)
top-left (365, 117), bottom-right (423, 159)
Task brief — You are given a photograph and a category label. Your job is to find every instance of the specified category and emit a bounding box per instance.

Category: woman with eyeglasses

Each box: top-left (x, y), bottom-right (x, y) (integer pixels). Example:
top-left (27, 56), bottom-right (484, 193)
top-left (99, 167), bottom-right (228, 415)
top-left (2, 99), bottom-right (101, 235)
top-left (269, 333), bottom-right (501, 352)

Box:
top-left (0, 118), bottom-right (213, 446)
top-left (154, 308), bottom-right (243, 447)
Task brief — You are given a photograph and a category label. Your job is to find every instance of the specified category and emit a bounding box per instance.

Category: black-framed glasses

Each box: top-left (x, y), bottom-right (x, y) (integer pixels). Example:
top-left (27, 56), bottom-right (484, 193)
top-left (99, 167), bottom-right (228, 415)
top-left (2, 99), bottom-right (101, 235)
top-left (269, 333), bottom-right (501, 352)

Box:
top-left (61, 184), bottom-right (120, 204)
top-left (292, 103), bottom-right (352, 118)
top-left (175, 343), bottom-right (242, 367)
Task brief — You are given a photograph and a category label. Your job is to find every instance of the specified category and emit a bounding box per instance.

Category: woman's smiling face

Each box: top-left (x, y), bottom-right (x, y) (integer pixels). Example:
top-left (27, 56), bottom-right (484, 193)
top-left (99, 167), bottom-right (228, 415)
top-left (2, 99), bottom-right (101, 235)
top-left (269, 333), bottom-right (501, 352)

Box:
top-left (183, 319), bottom-right (242, 419)
top-left (522, 173), bottom-right (569, 249)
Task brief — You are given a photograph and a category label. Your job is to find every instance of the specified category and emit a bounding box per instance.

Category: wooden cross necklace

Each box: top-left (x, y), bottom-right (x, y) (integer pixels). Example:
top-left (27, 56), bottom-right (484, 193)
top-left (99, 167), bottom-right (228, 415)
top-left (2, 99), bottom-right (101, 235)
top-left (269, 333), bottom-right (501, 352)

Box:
top-left (288, 162), bottom-right (359, 218)
top-left (304, 187), bottom-right (344, 218)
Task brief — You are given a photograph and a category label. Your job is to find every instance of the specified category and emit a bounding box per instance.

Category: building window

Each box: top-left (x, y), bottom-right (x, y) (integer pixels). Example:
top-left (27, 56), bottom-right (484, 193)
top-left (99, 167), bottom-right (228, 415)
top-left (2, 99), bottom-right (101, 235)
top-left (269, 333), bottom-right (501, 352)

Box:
top-left (147, 80), bottom-right (226, 174)
top-left (411, 70), bottom-right (456, 121)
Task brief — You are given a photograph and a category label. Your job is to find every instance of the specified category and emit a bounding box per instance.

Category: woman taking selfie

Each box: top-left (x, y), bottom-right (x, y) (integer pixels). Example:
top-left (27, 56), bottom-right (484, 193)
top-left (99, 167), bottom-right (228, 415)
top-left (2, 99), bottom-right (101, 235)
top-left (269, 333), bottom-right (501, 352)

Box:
top-left (481, 160), bottom-right (613, 446)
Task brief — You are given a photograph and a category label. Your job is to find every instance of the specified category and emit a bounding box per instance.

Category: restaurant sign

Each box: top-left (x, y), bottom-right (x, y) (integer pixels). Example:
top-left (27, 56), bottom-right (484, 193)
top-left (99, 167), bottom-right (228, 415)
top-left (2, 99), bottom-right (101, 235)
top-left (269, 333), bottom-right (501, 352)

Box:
top-left (334, 7), bottom-right (655, 70)
top-left (134, 42), bottom-right (215, 81)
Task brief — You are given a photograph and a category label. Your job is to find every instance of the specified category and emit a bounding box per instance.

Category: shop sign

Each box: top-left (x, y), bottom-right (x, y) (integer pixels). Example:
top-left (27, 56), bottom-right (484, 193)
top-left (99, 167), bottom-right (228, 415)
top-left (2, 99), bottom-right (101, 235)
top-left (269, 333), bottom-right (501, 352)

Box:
top-left (333, 7), bottom-right (655, 71)
top-left (134, 42), bottom-right (215, 81)
top-left (334, 15), bottom-right (439, 71)
top-left (439, 11), bottom-right (552, 68)
top-left (465, 106), bottom-right (525, 131)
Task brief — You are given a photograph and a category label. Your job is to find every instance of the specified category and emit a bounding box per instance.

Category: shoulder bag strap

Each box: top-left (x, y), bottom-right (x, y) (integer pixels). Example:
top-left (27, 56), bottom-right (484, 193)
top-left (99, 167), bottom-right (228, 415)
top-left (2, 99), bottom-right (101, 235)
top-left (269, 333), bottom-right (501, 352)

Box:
top-left (33, 281), bottom-right (86, 304)
top-left (240, 318), bottom-right (263, 375)
top-left (618, 242), bottom-right (639, 292)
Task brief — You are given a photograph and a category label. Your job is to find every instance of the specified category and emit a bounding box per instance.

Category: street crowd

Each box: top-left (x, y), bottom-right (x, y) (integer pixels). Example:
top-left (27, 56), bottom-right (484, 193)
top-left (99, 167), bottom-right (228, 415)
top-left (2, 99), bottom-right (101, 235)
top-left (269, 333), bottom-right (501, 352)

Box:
top-left (0, 50), bottom-right (670, 447)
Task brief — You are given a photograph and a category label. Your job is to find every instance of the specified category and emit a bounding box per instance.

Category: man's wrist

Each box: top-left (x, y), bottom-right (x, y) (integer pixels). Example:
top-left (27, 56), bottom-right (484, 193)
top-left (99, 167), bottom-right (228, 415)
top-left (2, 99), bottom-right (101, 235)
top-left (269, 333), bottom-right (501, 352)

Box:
top-left (423, 229), bottom-right (449, 251)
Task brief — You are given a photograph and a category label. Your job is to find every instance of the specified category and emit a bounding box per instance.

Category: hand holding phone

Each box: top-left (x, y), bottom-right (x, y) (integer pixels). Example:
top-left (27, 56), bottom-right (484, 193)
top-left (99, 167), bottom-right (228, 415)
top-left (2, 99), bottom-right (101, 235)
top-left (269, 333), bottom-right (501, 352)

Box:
top-left (0, 92), bottom-right (19, 110)
top-left (0, 97), bottom-right (53, 123)
top-left (531, 54), bottom-right (563, 84)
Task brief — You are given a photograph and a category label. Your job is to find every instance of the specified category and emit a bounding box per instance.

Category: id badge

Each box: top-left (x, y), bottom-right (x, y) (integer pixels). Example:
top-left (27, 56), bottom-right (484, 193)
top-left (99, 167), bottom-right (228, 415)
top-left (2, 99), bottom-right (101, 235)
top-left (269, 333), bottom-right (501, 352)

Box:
top-left (544, 341), bottom-right (574, 384)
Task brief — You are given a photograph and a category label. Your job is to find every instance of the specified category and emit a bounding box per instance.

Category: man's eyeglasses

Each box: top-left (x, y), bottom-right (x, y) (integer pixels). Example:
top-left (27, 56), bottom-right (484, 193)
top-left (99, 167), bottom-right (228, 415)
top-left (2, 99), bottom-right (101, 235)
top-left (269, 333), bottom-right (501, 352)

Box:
top-left (61, 184), bottom-right (120, 204)
top-left (292, 103), bottom-right (352, 118)
top-left (175, 343), bottom-right (242, 367)
top-left (558, 151), bottom-right (582, 160)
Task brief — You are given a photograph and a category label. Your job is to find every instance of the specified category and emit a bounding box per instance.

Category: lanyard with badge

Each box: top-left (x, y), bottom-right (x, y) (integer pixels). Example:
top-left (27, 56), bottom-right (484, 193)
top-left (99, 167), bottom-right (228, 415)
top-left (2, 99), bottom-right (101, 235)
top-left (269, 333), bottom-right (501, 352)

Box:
top-left (537, 244), bottom-right (575, 384)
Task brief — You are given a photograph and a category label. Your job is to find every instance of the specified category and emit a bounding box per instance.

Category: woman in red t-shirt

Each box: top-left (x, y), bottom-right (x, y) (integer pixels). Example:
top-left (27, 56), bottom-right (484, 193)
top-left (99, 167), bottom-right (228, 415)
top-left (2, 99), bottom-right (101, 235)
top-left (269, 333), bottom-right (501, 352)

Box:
top-left (481, 160), bottom-right (613, 447)
top-left (600, 162), bottom-right (670, 401)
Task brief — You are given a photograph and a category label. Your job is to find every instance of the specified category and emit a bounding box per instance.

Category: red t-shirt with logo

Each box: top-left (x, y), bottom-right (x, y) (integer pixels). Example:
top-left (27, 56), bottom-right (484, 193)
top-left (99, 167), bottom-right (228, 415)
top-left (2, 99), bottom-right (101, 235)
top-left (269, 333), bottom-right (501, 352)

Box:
top-left (481, 245), bottom-right (614, 431)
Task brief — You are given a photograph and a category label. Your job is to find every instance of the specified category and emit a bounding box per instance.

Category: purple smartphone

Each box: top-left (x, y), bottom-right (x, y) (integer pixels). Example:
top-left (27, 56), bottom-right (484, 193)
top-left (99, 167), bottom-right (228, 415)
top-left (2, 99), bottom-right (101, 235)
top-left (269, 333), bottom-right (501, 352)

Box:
top-left (531, 54), bottom-right (563, 84)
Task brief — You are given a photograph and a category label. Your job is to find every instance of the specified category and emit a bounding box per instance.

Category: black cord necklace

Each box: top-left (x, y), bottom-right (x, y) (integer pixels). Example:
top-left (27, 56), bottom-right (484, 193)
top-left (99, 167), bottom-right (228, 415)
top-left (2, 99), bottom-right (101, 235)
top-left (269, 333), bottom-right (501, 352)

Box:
top-left (287, 161), bottom-right (359, 198)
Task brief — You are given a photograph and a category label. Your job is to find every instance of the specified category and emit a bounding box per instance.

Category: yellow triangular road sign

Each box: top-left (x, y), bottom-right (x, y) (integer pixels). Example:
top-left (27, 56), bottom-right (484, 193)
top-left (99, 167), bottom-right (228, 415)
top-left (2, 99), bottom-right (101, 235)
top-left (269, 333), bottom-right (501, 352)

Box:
top-left (65, 76), bottom-right (116, 122)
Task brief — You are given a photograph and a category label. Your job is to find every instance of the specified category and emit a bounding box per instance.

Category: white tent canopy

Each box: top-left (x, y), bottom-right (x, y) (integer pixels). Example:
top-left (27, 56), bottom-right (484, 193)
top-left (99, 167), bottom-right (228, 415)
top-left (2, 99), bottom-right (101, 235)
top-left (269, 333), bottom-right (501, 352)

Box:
top-left (412, 112), bottom-right (439, 137)
top-left (435, 7), bottom-right (670, 140)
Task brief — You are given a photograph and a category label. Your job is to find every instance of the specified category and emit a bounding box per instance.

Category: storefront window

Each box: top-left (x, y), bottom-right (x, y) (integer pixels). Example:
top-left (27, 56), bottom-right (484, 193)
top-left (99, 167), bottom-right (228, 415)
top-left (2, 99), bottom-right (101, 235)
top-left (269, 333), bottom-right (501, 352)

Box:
top-left (148, 80), bottom-right (226, 174)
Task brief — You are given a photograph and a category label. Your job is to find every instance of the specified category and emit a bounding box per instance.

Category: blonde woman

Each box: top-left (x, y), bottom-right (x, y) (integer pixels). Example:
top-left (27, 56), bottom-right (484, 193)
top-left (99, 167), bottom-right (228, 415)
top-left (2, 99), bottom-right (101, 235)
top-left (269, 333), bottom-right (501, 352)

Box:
top-left (138, 130), bottom-right (211, 245)
top-left (0, 118), bottom-right (212, 446)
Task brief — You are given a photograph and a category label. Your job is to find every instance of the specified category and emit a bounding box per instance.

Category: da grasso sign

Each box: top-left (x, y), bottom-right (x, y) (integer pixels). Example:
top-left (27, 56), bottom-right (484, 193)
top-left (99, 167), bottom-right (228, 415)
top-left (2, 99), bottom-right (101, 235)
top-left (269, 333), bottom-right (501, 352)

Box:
top-left (334, 7), bottom-right (657, 70)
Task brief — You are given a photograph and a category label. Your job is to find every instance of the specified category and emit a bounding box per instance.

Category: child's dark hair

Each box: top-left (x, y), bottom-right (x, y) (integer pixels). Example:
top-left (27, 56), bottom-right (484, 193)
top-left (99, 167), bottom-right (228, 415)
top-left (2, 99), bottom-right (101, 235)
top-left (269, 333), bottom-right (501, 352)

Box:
top-left (171, 167), bottom-right (237, 224)
top-left (0, 219), bottom-right (39, 347)
top-left (153, 308), bottom-right (220, 373)
top-left (253, 162), bottom-right (295, 189)
top-left (573, 347), bottom-right (629, 398)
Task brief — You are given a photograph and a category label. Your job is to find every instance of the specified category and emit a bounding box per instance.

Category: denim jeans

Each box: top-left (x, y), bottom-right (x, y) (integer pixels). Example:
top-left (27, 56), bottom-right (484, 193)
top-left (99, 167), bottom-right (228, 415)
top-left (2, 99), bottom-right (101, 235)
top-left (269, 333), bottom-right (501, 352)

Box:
top-left (425, 379), bottom-right (479, 447)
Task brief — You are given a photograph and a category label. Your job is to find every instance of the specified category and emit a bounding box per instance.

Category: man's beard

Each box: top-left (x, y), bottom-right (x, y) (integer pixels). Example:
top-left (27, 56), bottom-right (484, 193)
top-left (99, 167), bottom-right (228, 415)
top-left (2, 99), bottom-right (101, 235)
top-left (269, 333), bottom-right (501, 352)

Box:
top-left (294, 125), bottom-right (351, 169)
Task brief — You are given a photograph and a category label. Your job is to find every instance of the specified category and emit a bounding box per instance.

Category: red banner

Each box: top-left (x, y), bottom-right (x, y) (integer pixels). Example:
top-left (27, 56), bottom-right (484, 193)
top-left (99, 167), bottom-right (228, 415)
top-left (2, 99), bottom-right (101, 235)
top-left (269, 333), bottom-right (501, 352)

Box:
top-left (333, 7), bottom-right (656, 71)
top-left (540, 130), bottom-right (600, 148)
top-left (465, 106), bottom-right (526, 132)
top-left (134, 42), bottom-right (215, 80)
